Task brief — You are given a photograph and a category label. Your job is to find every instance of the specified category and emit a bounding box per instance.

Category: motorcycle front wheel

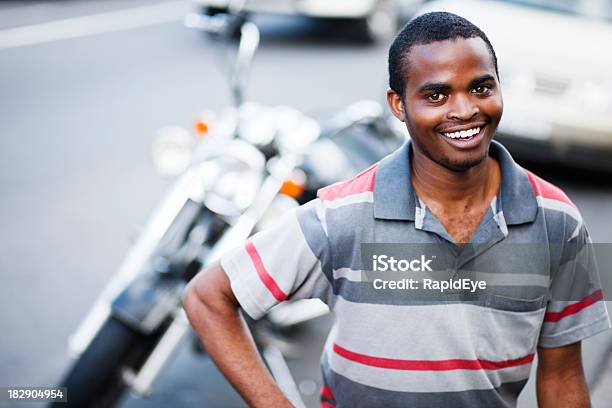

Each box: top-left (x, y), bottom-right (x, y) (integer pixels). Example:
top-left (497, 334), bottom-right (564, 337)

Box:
top-left (52, 317), bottom-right (161, 408)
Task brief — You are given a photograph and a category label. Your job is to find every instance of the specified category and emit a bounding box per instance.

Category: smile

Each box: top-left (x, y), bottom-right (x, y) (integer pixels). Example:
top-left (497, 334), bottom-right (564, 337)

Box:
top-left (442, 126), bottom-right (480, 139)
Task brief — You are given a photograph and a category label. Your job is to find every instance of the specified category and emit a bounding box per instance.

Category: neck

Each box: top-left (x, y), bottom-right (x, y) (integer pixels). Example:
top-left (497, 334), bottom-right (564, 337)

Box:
top-left (410, 146), bottom-right (499, 207)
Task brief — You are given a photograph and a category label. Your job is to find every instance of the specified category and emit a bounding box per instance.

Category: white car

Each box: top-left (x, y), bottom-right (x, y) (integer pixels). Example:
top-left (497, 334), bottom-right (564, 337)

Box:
top-left (195, 0), bottom-right (426, 42)
top-left (414, 0), bottom-right (612, 170)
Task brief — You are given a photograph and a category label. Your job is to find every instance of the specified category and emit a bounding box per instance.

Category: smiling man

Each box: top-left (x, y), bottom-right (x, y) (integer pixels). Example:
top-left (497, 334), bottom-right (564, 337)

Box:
top-left (183, 12), bottom-right (610, 408)
top-left (387, 21), bottom-right (504, 245)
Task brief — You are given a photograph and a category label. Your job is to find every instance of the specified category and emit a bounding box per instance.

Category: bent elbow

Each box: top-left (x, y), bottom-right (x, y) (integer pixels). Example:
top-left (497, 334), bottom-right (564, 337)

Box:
top-left (182, 268), bottom-right (212, 316)
top-left (182, 262), bottom-right (237, 319)
top-left (182, 279), bottom-right (202, 320)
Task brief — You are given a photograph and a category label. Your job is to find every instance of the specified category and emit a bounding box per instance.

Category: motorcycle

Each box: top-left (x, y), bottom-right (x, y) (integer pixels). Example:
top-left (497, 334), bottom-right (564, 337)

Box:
top-left (53, 7), bottom-right (403, 408)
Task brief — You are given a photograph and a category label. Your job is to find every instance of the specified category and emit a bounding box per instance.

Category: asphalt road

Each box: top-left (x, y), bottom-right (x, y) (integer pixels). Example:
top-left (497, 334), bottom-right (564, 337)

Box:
top-left (0, 1), bottom-right (610, 407)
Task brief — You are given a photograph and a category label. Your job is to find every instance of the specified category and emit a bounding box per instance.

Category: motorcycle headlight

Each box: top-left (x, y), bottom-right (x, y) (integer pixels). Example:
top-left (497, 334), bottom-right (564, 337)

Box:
top-left (151, 126), bottom-right (195, 177)
top-left (187, 139), bottom-right (266, 217)
top-left (274, 106), bottom-right (320, 154)
top-left (238, 102), bottom-right (277, 146)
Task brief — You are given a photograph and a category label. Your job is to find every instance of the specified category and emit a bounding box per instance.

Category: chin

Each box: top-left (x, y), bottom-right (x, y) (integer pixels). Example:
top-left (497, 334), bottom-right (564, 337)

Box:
top-left (439, 153), bottom-right (488, 172)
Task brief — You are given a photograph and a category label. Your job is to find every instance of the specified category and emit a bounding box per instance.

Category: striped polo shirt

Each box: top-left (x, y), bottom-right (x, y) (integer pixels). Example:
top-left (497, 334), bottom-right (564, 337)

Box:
top-left (220, 140), bottom-right (610, 408)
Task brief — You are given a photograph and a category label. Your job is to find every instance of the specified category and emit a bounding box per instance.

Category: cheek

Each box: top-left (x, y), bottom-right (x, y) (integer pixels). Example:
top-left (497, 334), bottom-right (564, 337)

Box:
top-left (482, 95), bottom-right (503, 121)
top-left (408, 104), bottom-right (443, 130)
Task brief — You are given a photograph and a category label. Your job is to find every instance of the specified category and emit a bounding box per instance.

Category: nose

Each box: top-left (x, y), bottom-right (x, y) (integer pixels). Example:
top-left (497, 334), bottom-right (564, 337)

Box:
top-left (447, 93), bottom-right (478, 121)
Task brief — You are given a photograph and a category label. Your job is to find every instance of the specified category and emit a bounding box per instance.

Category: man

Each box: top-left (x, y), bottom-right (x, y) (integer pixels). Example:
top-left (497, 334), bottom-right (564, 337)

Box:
top-left (183, 12), bottom-right (610, 407)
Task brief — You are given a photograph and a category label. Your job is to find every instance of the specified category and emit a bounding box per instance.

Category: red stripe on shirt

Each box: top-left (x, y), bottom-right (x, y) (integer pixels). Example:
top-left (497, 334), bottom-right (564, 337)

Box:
top-left (321, 402), bottom-right (335, 408)
top-left (333, 343), bottom-right (534, 371)
top-left (544, 289), bottom-right (604, 323)
top-left (320, 386), bottom-right (334, 400)
top-left (317, 163), bottom-right (378, 202)
top-left (525, 170), bottom-right (577, 209)
top-left (245, 239), bottom-right (288, 302)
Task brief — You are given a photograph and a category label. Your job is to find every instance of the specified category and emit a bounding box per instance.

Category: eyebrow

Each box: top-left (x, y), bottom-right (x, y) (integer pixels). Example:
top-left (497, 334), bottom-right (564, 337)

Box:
top-left (417, 82), bottom-right (451, 94)
top-left (416, 74), bottom-right (497, 94)
top-left (469, 74), bottom-right (496, 88)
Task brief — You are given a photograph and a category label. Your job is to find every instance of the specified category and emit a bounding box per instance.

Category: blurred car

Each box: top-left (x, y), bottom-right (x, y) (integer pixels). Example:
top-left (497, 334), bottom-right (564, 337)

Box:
top-left (414, 0), bottom-right (612, 171)
top-left (194, 0), bottom-right (426, 42)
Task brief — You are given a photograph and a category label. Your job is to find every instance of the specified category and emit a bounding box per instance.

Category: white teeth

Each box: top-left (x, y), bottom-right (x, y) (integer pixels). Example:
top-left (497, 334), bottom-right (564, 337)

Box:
top-left (443, 127), bottom-right (480, 139)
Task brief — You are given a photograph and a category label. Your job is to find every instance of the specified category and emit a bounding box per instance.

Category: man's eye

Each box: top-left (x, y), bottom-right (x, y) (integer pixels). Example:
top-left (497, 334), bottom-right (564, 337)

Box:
top-left (427, 93), bottom-right (446, 102)
top-left (472, 85), bottom-right (492, 95)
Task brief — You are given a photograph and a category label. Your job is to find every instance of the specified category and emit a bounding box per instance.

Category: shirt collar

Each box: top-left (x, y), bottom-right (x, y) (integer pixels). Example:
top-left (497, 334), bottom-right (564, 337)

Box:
top-left (373, 139), bottom-right (538, 225)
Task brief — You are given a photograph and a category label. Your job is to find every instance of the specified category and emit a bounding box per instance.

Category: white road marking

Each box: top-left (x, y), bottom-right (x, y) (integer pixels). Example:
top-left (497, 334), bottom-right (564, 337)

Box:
top-left (0, 1), bottom-right (190, 50)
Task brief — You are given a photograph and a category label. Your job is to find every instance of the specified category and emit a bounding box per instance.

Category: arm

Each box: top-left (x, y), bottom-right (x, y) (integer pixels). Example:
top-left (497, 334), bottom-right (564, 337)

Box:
top-left (536, 342), bottom-right (590, 408)
top-left (182, 261), bottom-right (293, 408)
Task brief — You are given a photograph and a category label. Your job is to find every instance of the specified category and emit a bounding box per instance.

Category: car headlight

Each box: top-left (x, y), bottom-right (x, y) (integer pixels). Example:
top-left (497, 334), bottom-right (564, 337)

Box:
top-left (500, 65), bottom-right (535, 95)
top-left (577, 80), bottom-right (612, 114)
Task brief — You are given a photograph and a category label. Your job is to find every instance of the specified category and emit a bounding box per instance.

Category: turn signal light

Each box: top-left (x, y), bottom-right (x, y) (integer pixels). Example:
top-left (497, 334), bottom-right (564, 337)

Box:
top-left (194, 119), bottom-right (209, 137)
top-left (280, 170), bottom-right (306, 198)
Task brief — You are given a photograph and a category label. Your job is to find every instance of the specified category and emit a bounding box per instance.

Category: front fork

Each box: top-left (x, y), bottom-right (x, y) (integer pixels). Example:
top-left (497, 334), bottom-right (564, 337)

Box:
top-left (121, 308), bottom-right (191, 396)
top-left (116, 153), bottom-right (304, 402)
top-left (68, 172), bottom-right (200, 357)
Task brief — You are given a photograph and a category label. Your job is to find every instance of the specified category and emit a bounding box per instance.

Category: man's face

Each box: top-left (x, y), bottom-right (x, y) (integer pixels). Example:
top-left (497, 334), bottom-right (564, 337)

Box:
top-left (387, 37), bottom-right (503, 172)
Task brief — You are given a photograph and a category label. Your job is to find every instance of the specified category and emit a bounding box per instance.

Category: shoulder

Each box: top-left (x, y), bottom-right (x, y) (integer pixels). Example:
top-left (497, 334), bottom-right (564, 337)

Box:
top-left (523, 168), bottom-right (584, 240)
top-left (315, 163), bottom-right (379, 243)
top-left (317, 162), bottom-right (378, 203)
top-left (524, 169), bottom-right (577, 210)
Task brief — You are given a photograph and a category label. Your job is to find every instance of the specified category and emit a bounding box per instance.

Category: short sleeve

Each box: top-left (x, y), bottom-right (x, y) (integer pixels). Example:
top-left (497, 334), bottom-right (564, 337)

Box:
top-left (219, 198), bottom-right (332, 319)
top-left (538, 223), bottom-right (611, 348)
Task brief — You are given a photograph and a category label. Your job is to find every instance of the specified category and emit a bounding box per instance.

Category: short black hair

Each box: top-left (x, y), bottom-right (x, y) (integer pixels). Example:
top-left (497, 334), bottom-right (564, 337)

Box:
top-left (388, 12), bottom-right (499, 98)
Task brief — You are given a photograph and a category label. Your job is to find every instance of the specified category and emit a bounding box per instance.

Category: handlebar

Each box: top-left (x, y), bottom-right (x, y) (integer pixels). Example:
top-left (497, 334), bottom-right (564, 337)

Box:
top-left (184, 12), bottom-right (260, 113)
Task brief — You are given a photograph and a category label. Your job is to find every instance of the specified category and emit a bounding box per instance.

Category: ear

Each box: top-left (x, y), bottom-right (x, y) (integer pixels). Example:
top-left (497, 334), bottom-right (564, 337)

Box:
top-left (387, 90), bottom-right (405, 122)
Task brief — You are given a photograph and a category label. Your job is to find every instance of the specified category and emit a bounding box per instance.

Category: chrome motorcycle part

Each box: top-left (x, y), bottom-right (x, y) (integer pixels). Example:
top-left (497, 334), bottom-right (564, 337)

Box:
top-left (186, 139), bottom-right (266, 214)
top-left (206, 153), bottom-right (298, 263)
top-left (122, 309), bottom-right (192, 396)
top-left (112, 276), bottom-right (184, 334)
top-left (238, 102), bottom-right (278, 146)
top-left (255, 194), bottom-right (300, 233)
top-left (151, 126), bottom-right (195, 177)
top-left (263, 346), bottom-right (306, 408)
top-left (232, 21), bottom-right (259, 108)
top-left (274, 106), bottom-right (321, 154)
top-left (68, 173), bottom-right (196, 356)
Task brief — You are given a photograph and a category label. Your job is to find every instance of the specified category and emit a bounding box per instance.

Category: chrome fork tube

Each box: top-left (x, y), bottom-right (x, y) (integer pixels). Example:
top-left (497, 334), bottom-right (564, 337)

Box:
top-left (122, 154), bottom-right (298, 396)
top-left (68, 173), bottom-right (196, 356)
